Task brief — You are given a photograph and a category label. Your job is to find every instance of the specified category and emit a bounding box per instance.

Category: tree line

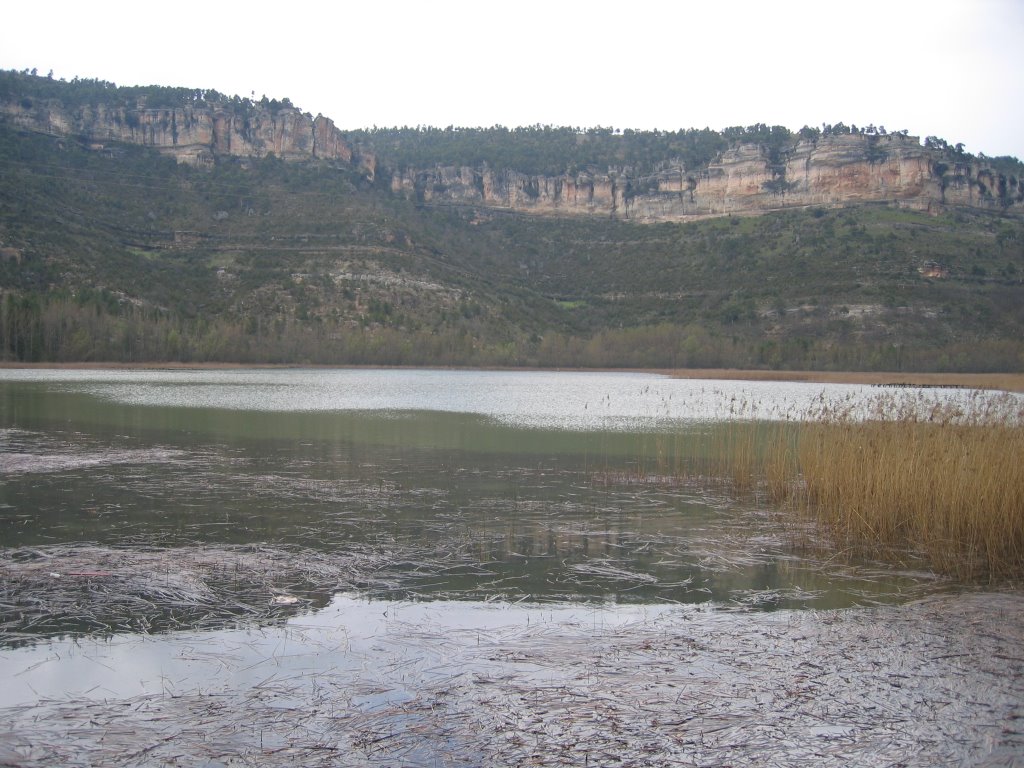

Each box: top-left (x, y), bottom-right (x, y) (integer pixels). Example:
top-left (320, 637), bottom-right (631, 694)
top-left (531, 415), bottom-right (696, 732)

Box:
top-left (0, 69), bottom-right (303, 117)
top-left (3, 291), bottom-right (1018, 373)
top-left (5, 68), bottom-right (1021, 179)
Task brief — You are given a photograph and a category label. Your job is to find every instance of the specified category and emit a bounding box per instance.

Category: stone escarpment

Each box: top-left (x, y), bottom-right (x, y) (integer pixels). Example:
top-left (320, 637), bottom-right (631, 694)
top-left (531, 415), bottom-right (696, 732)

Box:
top-left (390, 134), bottom-right (1024, 220)
top-left (3, 84), bottom-right (1020, 222)
top-left (0, 98), bottom-right (375, 177)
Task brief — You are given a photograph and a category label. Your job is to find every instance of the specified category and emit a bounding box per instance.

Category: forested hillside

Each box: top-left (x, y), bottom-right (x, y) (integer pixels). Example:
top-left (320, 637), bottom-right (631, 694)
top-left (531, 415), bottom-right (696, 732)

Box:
top-left (1, 70), bottom-right (1022, 371)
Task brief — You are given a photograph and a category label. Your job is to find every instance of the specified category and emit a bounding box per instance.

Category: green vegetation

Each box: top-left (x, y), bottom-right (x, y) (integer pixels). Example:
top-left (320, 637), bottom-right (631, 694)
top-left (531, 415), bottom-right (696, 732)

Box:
top-left (1, 69), bottom-right (1023, 370)
top-left (1, 117), bottom-right (1023, 369)
top-left (348, 124), bottom-right (731, 176)
top-left (0, 69), bottom-right (294, 116)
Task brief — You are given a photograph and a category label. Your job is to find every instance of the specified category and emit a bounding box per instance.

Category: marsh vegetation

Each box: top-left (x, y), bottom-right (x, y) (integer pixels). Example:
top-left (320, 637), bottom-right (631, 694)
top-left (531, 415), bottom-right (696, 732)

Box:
top-left (623, 388), bottom-right (1024, 581)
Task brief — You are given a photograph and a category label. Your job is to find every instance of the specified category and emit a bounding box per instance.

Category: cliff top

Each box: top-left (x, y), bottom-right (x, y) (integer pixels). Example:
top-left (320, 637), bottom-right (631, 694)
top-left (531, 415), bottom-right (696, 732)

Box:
top-left (4, 68), bottom-right (1021, 181)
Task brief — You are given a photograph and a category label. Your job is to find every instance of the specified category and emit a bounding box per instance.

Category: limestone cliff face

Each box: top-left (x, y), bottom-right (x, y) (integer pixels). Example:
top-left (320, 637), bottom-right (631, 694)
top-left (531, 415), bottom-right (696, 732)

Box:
top-left (0, 98), bottom-right (375, 177)
top-left (390, 134), bottom-right (1023, 220)
top-left (4, 88), bottom-right (1020, 220)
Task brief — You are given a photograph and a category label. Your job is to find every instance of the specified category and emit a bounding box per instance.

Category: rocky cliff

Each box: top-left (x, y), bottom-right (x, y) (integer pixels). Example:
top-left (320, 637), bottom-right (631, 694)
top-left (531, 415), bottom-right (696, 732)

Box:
top-left (390, 133), bottom-right (1024, 220)
top-left (3, 81), bottom-right (1021, 221)
top-left (0, 97), bottom-right (375, 177)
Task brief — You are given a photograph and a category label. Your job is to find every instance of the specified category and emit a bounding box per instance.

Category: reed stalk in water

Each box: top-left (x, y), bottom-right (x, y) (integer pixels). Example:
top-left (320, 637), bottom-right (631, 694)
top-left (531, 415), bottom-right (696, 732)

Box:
top-left (789, 391), bottom-right (1024, 580)
top-left (636, 390), bottom-right (1024, 580)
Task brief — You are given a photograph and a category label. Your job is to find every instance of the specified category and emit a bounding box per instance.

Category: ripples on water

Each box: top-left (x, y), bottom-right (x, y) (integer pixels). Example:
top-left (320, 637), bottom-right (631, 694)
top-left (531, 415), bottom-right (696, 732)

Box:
top-left (0, 368), bottom-right (975, 719)
top-left (0, 367), bottom-right (993, 428)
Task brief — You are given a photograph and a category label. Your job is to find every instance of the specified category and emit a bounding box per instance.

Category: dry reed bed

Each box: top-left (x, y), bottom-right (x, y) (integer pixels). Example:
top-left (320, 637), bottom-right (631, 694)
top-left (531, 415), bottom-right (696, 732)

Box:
top-left (790, 392), bottom-right (1024, 581)
top-left (668, 368), bottom-right (1024, 393)
top-left (1, 591), bottom-right (1021, 767)
top-left (647, 390), bottom-right (1024, 581)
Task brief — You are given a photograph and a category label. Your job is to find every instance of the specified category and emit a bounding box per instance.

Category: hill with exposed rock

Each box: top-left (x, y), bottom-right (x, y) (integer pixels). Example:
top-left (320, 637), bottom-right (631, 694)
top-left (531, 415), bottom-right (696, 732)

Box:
top-left (0, 69), bottom-right (1022, 371)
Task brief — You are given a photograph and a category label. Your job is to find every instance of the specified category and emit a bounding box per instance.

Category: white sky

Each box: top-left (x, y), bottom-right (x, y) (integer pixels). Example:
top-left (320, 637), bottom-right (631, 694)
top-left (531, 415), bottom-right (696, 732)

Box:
top-left (3, 0), bottom-right (1022, 158)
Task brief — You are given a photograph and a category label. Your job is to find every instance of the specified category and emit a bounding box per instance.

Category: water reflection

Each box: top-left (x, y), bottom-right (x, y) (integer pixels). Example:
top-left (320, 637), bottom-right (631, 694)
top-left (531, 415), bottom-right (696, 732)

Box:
top-left (0, 594), bottom-right (675, 709)
top-left (0, 369), bottom-right (948, 652)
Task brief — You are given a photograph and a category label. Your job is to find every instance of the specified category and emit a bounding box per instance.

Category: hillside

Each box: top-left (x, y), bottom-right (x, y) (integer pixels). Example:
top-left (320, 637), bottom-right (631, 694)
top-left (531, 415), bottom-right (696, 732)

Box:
top-left (0, 70), bottom-right (1022, 371)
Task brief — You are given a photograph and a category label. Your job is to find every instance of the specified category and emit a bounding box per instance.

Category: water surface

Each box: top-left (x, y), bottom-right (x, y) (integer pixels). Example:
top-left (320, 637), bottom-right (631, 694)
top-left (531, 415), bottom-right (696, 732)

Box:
top-left (0, 369), bottom-right (957, 700)
top-left (0, 368), bottom-right (1011, 765)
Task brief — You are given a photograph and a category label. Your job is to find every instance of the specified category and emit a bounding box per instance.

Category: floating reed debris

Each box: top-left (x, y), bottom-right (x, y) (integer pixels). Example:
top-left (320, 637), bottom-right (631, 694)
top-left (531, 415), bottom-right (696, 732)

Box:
top-left (0, 542), bottom-right (415, 644)
top-left (1, 591), bottom-right (1021, 766)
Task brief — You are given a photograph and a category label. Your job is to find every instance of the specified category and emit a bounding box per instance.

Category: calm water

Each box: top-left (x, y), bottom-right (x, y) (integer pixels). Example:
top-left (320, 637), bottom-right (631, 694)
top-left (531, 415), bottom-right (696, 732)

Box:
top-left (0, 368), bottom-right (959, 587)
top-left (0, 368), bottom-right (970, 707)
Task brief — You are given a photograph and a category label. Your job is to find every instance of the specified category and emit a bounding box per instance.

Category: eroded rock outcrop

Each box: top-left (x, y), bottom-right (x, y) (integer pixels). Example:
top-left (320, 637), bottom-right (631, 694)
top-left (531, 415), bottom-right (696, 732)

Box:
top-left (390, 133), bottom-right (1023, 220)
top-left (0, 98), bottom-right (375, 177)
top-left (3, 87), bottom-right (1019, 221)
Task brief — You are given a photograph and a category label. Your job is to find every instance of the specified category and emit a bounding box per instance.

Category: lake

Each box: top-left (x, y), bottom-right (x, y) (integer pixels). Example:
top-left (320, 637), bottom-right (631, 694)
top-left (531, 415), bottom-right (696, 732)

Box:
top-left (3, 368), bottom-right (1019, 766)
top-left (0, 368), bottom-right (949, 609)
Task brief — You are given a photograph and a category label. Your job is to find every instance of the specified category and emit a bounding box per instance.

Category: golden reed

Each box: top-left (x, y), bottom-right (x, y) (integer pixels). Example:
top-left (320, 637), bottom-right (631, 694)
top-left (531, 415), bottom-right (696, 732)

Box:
top-left (644, 389), bottom-right (1023, 580)
top-left (788, 391), bottom-right (1024, 580)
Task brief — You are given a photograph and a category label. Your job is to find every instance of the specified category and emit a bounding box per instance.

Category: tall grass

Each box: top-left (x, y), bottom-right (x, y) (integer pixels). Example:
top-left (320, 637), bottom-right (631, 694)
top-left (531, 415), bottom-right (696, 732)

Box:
top-left (636, 390), bottom-right (1024, 581)
top-left (787, 391), bottom-right (1024, 580)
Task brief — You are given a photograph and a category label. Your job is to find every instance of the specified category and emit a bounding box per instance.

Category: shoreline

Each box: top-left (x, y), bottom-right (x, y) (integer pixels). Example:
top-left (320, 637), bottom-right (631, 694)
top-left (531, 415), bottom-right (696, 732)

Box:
top-left (2, 588), bottom-right (1021, 766)
top-left (2, 361), bottom-right (1023, 391)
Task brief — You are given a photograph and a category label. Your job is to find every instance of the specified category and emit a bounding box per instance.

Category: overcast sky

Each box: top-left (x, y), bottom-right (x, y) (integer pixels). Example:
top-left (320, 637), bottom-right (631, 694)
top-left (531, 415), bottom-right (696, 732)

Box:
top-left (3, 0), bottom-right (1022, 158)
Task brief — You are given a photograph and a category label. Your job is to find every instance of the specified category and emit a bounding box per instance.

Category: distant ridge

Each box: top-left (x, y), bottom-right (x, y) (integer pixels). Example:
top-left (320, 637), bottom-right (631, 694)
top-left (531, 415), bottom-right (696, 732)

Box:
top-left (0, 68), bottom-right (1022, 372)
top-left (2, 70), bottom-right (1022, 223)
